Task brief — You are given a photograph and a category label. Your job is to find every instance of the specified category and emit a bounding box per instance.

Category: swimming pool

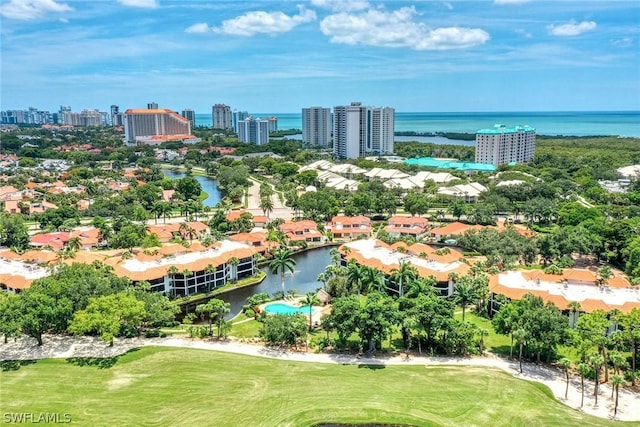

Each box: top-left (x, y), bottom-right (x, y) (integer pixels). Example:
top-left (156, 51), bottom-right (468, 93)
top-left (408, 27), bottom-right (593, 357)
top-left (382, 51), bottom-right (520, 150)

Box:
top-left (263, 302), bottom-right (314, 315)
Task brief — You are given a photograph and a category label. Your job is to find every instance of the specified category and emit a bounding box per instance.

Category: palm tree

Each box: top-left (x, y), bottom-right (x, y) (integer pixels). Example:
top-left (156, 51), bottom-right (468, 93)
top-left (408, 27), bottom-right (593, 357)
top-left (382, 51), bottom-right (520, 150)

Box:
top-left (568, 301), bottom-right (581, 328)
top-left (260, 196), bottom-right (274, 219)
top-left (596, 265), bottom-right (613, 288)
top-left (590, 353), bottom-right (605, 406)
top-left (452, 277), bottom-right (478, 321)
top-left (66, 236), bottom-right (82, 252)
top-left (559, 358), bottom-right (572, 399)
top-left (477, 328), bottom-right (490, 354)
top-left (513, 328), bottom-right (527, 373)
top-left (316, 272), bottom-right (329, 290)
top-left (228, 257), bottom-right (239, 281)
top-left (205, 264), bottom-right (217, 292)
top-left (346, 260), bottom-right (366, 295)
top-left (612, 374), bottom-right (624, 418)
top-left (167, 265), bottom-right (180, 293)
top-left (269, 247), bottom-right (296, 295)
top-left (577, 363), bottom-right (590, 408)
top-left (390, 260), bottom-right (417, 297)
top-left (302, 292), bottom-right (320, 331)
top-left (361, 266), bottom-right (385, 294)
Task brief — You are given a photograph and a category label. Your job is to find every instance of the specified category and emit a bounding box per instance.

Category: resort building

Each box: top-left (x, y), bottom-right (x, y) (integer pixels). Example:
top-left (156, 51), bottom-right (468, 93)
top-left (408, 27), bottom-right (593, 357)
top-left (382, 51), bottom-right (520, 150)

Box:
top-left (475, 124), bottom-right (536, 167)
top-left (0, 240), bottom-right (258, 297)
top-left (237, 117), bottom-right (271, 145)
top-left (279, 220), bottom-right (324, 244)
top-left (488, 269), bottom-right (640, 316)
top-left (338, 239), bottom-right (469, 296)
top-left (326, 215), bottom-right (372, 240)
top-left (384, 216), bottom-right (430, 239)
top-left (123, 108), bottom-right (192, 144)
top-left (333, 102), bottom-right (394, 159)
top-left (212, 104), bottom-right (232, 130)
top-left (302, 107), bottom-right (332, 148)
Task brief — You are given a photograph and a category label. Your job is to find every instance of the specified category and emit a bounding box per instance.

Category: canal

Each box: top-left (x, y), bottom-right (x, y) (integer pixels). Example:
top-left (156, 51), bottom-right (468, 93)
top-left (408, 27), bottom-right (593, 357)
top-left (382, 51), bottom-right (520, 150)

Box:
top-left (162, 169), bottom-right (223, 207)
top-left (219, 246), bottom-right (334, 317)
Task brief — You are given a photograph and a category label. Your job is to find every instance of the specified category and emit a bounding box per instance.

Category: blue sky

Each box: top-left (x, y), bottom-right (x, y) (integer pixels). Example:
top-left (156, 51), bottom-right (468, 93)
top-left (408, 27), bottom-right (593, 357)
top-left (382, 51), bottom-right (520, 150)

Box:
top-left (1, 0), bottom-right (639, 113)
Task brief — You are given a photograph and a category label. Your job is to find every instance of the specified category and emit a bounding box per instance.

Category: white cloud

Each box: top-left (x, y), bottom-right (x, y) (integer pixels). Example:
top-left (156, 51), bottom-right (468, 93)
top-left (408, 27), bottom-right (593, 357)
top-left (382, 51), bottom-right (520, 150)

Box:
top-left (442, 2), bottom-right (454, 10)
top-left (185, 23), bottom-right (211, 34)
top-left (547, 20), bottom-right (597, 37)
top-left (611, 37), bottom-right (633, 48)
top-left (515, 28), bottom-right (532, 39)
top-left (320, 6), bottom-right (489, 50)
top-left (213, 5), bottom-right (316, 36)
top-left (494, 0), bottom-right (530, 4)
top-left (1, 0), bottom-right (72, 20)
top-left (310, 0), bottom-right (370, 12)
top-left (117, 0), bottom-right (159, 9)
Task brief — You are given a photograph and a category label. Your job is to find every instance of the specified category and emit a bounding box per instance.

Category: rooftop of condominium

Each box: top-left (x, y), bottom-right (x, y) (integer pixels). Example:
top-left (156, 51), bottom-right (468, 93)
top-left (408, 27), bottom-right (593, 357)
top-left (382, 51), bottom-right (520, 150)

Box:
top-left (476, 124), bottom-right (536, 135)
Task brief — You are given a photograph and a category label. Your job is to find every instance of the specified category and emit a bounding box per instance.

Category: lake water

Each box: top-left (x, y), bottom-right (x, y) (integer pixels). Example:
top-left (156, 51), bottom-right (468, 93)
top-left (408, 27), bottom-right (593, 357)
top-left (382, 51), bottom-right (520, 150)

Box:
top-left (218, 246), bottom-right (333, 317)
top-left (162, 169), bottom-right (222, 207)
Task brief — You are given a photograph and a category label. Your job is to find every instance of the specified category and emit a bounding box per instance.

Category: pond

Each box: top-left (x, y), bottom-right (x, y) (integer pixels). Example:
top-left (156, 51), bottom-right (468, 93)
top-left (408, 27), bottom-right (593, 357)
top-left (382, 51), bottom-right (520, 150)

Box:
top-left (218, 245), bottom-right (334, 317)
top-left (162, 169), bottom-right (222, 207)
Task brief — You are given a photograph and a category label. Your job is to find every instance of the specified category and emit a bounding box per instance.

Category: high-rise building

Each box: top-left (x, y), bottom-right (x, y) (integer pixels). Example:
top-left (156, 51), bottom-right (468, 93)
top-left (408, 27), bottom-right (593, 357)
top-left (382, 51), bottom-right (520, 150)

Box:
top-left (123, 108), bottom-right (191, 144)
top-left (237, 117), bottom-right (270, 145)
top-left (147, 102), bottom-right (158, 110)
top-left (212, 104), bottom-right (232, 130)
top-left (267, 117), bottom-right (278, 133)
top-left (333, 102), bottom-right (394, 159)
top-left (111, 105), bottom-right (124, 126)
top-left (232, 110), bottom-right (248, 133)
top-left (302, 107), bottom-right (332, 148)
top-left (1, 108), bottom-right (52, 125)
top-left (475, 124), bottom-right (536, 167)
top-left (181, 109), bottom-right (196, 128)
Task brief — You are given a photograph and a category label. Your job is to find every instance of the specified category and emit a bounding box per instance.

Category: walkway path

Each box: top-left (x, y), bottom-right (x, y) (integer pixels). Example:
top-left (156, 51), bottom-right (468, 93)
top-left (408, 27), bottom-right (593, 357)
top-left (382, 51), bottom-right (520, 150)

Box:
top-left (1, 335), bottom-right (638, 422)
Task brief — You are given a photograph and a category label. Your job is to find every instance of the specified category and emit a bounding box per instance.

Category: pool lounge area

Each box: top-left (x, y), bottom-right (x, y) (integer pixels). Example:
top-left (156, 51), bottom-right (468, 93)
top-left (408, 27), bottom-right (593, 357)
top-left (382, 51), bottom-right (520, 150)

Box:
top-left (260, 298), bottom-right (330, 327)
top-left (405, 157), bottom-right (496, 172)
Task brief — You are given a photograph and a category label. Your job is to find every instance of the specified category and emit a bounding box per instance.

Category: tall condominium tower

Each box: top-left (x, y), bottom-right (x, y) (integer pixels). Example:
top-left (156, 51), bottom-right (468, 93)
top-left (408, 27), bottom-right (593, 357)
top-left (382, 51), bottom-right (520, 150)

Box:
top-left (232, 110), bottom-right (248, 133)
top-left (333, 102), bottom-right (394, 159)
top-left (123, 108), bottom-right (191, 144)
top-left (111, 105), bottom-right (124, 126)
top-left (212, 104), bottom-right (232, 130)
top-left (181, 109), bottom-right (196, 127)
top-left (302, 107), bottom-right (331, 148)
top-left (237, 117), bottom-right (270, 145)
top-left (475, 124), bottom-right (536, 167)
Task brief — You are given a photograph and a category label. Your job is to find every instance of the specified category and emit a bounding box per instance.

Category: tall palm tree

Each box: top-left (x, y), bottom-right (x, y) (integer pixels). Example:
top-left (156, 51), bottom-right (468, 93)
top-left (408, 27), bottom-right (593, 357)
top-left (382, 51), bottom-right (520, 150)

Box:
top-left (269, 247), bottom-right (296, 295)
top-left (260, 196), bottom-right (274, 219)
top-left (559, 358), bottom-right (572, 399)
top-left (66, 236), bottom-right (82, 252)
top-left (577, 363), bottom-right (590, 408)
top-left (302, 292), bottom-right (320, 331)
top-left (346, 260), bottom-right (366, 295)
top-left (390, 260), bottom-right (417, 297)
top-left (361, 266), bottom-right (385, 294)
top-left (612, 374), bottom-right (624, 418)
top-left (514, 328), bottom-right (527, 373)
top-left (452, 278), bottom-right (478, 321)
top-left (568, 301), bottom-right (581, 328)
top-left (228, 257), bottom-right (239, 281)
top-left (590, 353), bottom-right (605, 406)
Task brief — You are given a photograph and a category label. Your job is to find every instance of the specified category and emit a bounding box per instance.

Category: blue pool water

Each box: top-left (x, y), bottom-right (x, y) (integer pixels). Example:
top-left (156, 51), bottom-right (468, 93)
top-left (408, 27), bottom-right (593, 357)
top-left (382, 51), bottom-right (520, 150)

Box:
top-left (264, 302), bottom-right (313, 315)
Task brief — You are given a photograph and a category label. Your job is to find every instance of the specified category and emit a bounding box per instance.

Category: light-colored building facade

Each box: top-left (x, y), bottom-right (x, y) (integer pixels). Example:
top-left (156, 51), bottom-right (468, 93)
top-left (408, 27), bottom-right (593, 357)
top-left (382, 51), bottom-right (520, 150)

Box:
top-left (123, 108), bottom-right (191, 144)
top-left (302, 107), bottom-right (332, 148)
top-left (475, 124), bottom-right (536, 167)
top-left (232, 110), bottom-right (248, 133)
top-left (212, 104), bottom-right (232, 130)
top-left (333, 102), bottom-right (394, 159)
top-left (237, 117), bottom-right (270, 145)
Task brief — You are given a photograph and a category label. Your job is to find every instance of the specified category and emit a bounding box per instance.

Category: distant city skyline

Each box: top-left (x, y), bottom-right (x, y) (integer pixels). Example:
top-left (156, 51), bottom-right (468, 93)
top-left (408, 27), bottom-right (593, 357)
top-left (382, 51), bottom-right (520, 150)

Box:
top-left (1, 1), bottom-right (639, 112)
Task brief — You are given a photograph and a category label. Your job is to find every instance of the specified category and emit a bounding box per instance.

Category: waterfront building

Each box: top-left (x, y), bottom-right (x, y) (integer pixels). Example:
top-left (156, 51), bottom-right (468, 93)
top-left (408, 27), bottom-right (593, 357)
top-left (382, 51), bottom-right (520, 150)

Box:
top-left (267, 116), bottom-right (278, 133)
top-left (333, 102), bottom-right (394, 159)
top-left (181, 109), bottom-right (196, 127)
top-left (212, 104), bottom-right (232, 130)
top-left (237, 117), bottom-right (270, 145)
top-left (475, 124), bottom-right (536, 167)
top-left (302, 107), bottom-right (332, 147)
top-left (123, 108), bottom-right (192, 144)
top-left (232, 110), bottom-right (248, 133)
top-left (0, 238), bottom-right (257, 297)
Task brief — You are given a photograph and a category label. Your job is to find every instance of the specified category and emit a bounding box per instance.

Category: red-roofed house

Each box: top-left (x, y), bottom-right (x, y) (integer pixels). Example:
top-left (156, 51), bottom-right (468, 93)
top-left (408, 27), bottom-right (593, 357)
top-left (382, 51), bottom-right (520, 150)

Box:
top-left (385, 216), bottom-right (430, 238)
top-left (327, 215), bottom-right (371, 241)
top-left (279, 220), bottom-right (324, 243)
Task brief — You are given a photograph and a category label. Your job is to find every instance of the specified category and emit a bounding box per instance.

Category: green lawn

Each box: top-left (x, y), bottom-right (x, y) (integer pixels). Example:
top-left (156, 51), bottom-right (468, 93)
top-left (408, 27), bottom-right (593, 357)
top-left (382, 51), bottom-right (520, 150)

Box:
top-left (0, 347), bottom-right (628, 426)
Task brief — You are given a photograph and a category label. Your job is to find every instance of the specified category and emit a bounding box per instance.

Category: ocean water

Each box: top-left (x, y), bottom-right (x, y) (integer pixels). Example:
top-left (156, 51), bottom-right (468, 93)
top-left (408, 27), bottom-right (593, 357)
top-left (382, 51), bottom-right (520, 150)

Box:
top-left (195, 111), bottom-right (640, 137)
